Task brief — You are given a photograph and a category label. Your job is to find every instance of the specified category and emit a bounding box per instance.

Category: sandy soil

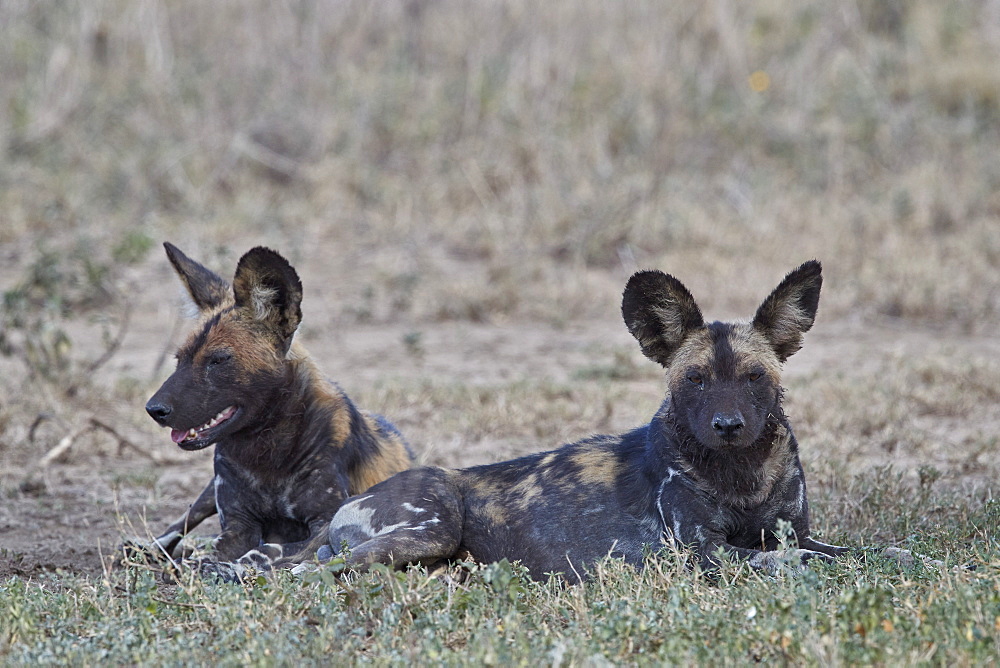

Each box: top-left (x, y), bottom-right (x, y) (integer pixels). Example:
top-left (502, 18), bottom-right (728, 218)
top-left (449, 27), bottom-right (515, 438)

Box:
top-left (2, 257), bottom-right (997, 581)
top-left (0, 308), bottom-right (1000, 579)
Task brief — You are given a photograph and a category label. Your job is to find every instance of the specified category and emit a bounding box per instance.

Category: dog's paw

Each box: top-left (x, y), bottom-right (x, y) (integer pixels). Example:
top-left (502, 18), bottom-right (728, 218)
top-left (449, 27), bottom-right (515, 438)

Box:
top-left (199, 559), bottom-right (257, 584)
top-left (291, 555), bottom-right (347, 580)
top-left (749, 548), bottom-right (833, 575)
top-left (797, 549), bottom-right (836, 565)
top-left (114, 538), bottom-right (177, 569)
top-left (114, 540), bottom-right (155, 567)
top-left (290, 562), bottom-right (321, 578)
top-left (236, 546), bottom-right (281, 570)
top-left (173, 555), bottom-right (259, 584)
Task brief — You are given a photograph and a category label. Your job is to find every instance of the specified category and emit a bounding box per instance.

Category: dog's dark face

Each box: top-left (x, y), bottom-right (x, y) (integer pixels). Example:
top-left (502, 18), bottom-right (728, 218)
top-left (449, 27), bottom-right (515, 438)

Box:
top-left (622, 261), bottom-right (822, 450)
top-left (145, 244), bottom-right (303, 451)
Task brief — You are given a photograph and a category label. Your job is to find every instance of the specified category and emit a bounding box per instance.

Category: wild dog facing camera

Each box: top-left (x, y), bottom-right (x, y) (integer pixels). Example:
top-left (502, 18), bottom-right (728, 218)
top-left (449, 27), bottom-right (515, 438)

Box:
top-left (307, 261), bottom-right (850, 584)
top-left (622, 260), bottom-right (821, 453)
top-left (621, 260), bottom-right (825, 511)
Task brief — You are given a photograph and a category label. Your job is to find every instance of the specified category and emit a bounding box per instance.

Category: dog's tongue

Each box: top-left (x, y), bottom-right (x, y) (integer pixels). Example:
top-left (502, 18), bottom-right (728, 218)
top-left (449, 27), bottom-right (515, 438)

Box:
top-left (170, 429), bottom-right (188, 444)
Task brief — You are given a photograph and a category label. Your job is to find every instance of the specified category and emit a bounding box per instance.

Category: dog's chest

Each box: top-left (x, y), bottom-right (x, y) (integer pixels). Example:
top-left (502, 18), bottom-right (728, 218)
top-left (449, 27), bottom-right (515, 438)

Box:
top-left (215, 442), bottom-right (344, 518)
top-left (656, 463), bottom-right (806, 549)
top-left (223, 470), bottom-right (299, 519)
top-left (216, 459), bottom-right (325, 521)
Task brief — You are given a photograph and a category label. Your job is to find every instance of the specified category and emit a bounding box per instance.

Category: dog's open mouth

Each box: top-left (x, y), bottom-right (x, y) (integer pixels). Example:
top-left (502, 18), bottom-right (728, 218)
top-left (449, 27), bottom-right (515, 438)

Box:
top-left (170, 406), bottom-right (238, 449)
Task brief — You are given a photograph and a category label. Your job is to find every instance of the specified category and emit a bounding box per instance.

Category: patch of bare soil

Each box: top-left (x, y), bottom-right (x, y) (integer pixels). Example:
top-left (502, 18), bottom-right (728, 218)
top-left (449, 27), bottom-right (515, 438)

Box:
top-left (2, 279), bottom-right (997, 581)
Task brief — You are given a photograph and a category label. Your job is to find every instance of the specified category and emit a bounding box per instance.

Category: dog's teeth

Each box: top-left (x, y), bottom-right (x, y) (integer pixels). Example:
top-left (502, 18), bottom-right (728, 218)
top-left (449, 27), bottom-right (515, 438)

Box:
top-left (186, 407), bottom-right (234, 440)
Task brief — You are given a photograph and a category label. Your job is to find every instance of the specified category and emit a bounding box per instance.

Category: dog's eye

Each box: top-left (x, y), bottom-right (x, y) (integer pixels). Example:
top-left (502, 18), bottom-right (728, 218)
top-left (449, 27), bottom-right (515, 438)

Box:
top-left (687, 373), bottom-right (703, 386)
top-left (207, 351), bottom-right (232, 367)
top-left (748, 371), bottom-right (763, 382)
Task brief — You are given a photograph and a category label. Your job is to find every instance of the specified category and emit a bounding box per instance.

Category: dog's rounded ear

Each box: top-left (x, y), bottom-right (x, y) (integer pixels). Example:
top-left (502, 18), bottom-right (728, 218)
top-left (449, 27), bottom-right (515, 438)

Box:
top-left (622, 270), bottom-right (704, 367)
top-left (164, 242), bottom-right (232, 313)
top-left (232, 247), bottom-right (303, 349)
top-left (752, 260), bottom-right (822, 363)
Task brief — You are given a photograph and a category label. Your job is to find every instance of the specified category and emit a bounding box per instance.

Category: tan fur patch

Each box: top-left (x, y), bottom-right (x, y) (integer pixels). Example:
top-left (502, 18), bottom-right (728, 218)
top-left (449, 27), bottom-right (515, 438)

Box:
top-left (466, 475), bottom-right (505, 499)
top-left (726, 322), bottom-right (783, 382)
top-left (192, 319), bottom-right (282, 378)
top-left (569, 449), bottom-right (620, 488)
top-left (330, 403), bottom-right (352, 447)
top-left (664, 329), bottom-right (715, 388)
top-left (480, 500), bottom-right (510, 524)
top-left (287, 352), bottom-right (354, 448)
top-left (509, 473), bottom-right (544, 510)
top-left (350, 437), bottom-right (413, 494)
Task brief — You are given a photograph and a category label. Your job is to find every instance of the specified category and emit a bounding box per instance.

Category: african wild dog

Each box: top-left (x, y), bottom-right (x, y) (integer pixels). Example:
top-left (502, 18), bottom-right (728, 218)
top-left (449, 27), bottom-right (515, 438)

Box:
top-left (128, 243), bottom-right (413, 569)
top-left (308, 261), bottom-right (849, 582)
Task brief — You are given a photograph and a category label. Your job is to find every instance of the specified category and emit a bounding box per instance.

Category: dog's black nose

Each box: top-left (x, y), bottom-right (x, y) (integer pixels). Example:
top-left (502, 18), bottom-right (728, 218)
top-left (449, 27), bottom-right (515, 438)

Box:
top-left (146, 401), bottom-right (173, 425)
top-left (712, 412), bottom-right (744, 438)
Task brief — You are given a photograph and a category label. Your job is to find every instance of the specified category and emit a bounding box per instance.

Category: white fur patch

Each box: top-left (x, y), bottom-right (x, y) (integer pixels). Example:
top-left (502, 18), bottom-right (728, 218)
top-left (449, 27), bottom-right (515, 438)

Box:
top-left (655, 479), bottom-right (672, 545)
top-left (251, 285), bottom-right (278, 321)
top-left (330, 497), bottom-right (439, 538)
top-left (214, 477), bottom-right (225, 527)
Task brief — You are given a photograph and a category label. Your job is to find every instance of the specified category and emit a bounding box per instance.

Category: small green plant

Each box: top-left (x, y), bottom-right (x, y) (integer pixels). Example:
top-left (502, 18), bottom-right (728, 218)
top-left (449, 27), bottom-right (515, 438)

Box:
top-left (0, 233), bottom-right (152, 386)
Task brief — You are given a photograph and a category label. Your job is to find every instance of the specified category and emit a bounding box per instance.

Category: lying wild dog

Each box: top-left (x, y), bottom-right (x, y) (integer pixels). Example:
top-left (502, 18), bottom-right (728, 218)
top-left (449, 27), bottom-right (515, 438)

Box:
top-left (125, 243), bottom-right (413, 570)
top-left (305, 260), bottom-right (850, 583)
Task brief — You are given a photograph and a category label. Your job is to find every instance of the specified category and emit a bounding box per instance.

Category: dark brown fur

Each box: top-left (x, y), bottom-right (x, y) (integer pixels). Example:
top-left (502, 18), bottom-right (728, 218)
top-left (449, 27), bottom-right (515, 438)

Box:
top-left (127, 244), bottom-right (413, 570)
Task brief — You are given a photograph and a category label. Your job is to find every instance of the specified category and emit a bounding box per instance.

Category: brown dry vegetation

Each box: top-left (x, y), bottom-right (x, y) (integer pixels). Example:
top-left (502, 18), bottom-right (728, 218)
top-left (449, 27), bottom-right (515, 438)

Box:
top-left (1, 0), bottom-right (999, 590)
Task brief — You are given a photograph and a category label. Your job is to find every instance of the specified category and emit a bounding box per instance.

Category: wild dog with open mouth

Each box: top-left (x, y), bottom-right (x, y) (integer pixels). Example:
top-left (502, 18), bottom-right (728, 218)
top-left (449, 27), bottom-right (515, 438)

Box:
top-left (128, 243), bottom-right (413, 569)
top-left (313, 261), bottom-right (850, 582)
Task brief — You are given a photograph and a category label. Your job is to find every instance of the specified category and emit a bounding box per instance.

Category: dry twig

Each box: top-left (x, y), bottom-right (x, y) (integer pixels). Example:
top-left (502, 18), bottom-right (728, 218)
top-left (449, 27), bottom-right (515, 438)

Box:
top-left (20, 415), bottom-right (181, 491)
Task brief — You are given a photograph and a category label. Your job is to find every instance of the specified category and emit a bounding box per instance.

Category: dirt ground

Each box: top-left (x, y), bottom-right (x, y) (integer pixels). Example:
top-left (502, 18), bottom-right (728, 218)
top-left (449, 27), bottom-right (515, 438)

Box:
top-left (2, 268), bottom-right (997, 582)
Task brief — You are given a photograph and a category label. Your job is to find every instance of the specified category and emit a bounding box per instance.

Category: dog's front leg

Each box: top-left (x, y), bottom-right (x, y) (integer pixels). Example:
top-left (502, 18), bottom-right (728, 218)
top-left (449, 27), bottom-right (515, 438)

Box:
top-left (117, 478), bottom-right (219, 568)
top-left (182, 517), bottom-right (263, 583)
top-left (796, 536), bottom-right (850, 558)
top-left (152, 479), bottom-right (219, 557)
top-left (212, 515), bottom-right (262, 562)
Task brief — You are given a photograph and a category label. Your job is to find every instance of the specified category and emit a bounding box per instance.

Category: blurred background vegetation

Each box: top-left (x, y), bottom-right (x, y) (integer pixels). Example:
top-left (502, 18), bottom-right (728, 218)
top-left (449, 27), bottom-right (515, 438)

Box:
top-left (0, 0), bottom-right (998, 484)
top-left (3, 0), bottom-right (998, 326)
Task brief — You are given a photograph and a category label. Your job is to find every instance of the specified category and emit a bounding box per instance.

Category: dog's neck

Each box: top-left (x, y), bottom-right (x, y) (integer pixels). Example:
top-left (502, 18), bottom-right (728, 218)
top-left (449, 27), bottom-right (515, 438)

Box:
top-left (658, 403), bottom-right (795, 509)
top-left (215, 355), bottom-right (345, 477)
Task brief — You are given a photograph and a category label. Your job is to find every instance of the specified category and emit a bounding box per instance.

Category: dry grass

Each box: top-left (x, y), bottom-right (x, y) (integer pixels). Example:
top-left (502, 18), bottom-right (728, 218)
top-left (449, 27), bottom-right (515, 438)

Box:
top-left (2, 1), bottom-right (998, 328)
